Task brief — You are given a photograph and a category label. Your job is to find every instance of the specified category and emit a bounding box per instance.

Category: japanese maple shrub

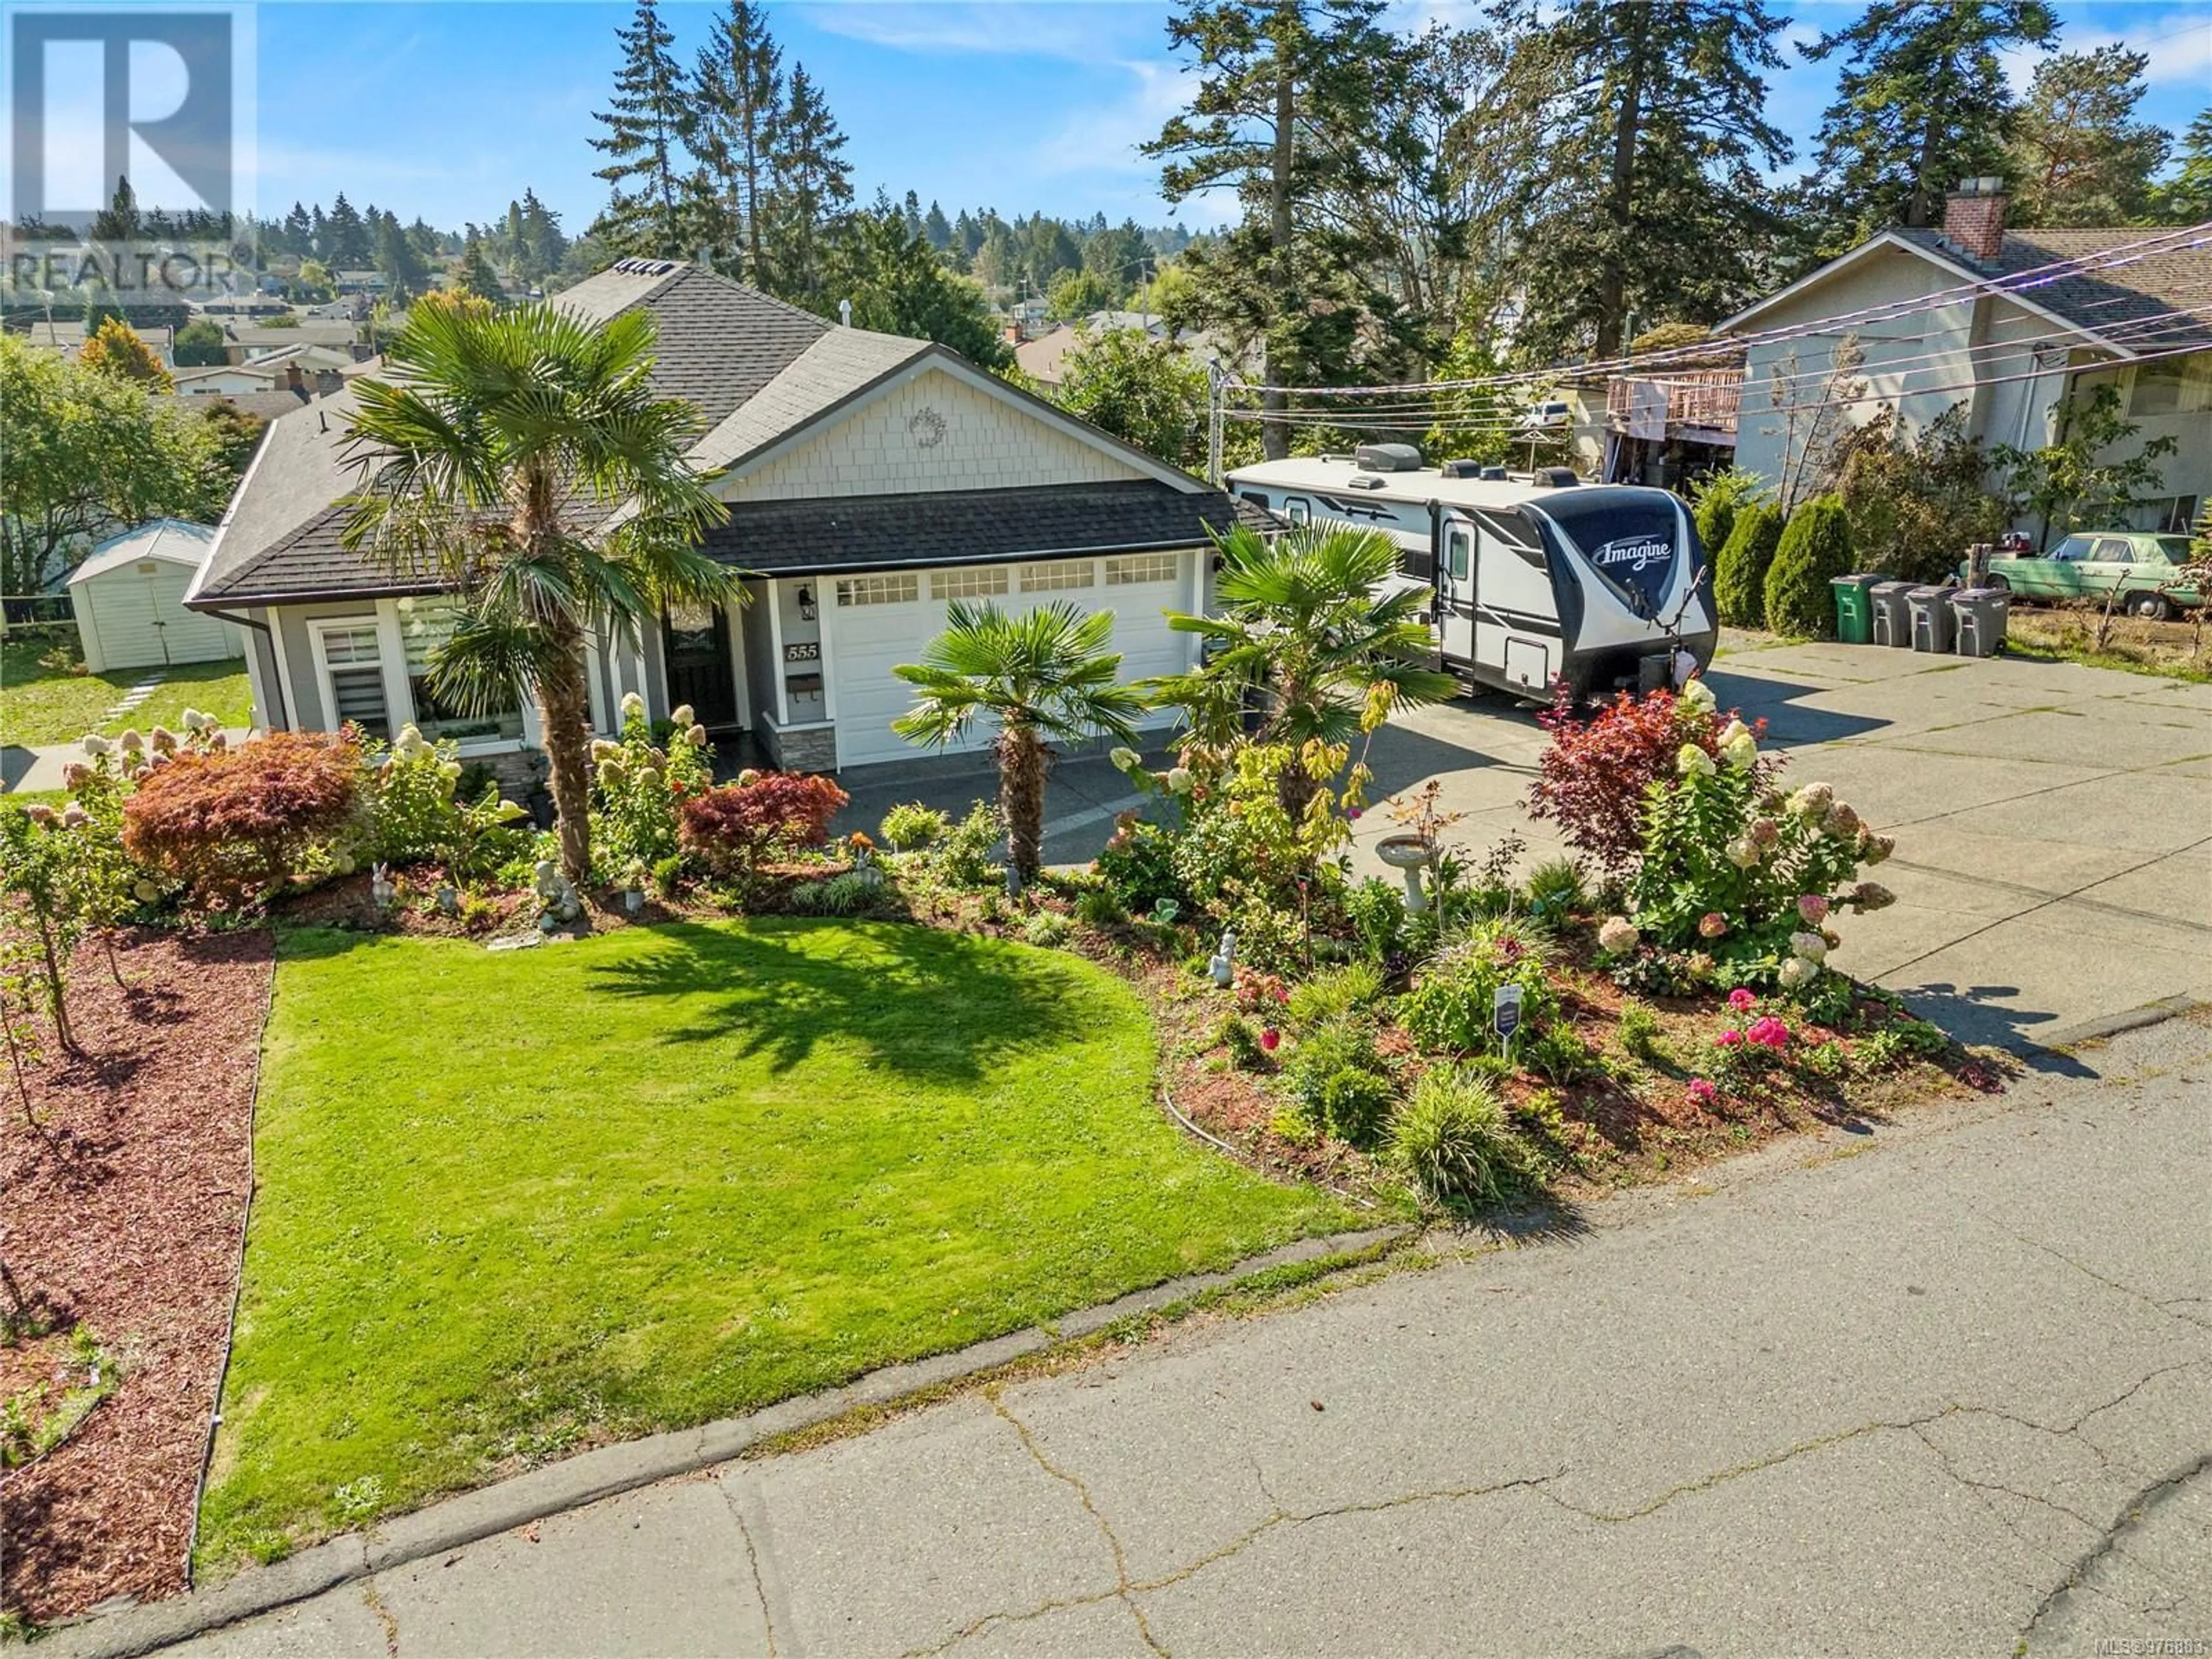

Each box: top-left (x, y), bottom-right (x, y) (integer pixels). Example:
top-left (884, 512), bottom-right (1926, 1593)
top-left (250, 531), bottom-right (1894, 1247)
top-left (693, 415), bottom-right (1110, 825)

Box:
top-left (122, 730), bottom-right (360, 904)
top-left (679, 771), bottom-right (850, 876)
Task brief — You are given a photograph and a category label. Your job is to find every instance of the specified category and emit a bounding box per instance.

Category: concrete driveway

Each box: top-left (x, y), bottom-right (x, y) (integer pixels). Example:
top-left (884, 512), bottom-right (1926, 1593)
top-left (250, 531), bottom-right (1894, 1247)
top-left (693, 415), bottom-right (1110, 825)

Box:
top-left (1336, 641), bottom-right (2212, 1056)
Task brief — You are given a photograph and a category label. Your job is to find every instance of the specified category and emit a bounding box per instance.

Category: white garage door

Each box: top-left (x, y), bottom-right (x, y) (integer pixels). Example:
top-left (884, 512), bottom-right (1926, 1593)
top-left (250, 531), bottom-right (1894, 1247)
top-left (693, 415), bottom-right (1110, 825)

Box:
top-left (78, 564), bottom-right (237, 673)
top-left (827, 554), bottom-right (1191, 768)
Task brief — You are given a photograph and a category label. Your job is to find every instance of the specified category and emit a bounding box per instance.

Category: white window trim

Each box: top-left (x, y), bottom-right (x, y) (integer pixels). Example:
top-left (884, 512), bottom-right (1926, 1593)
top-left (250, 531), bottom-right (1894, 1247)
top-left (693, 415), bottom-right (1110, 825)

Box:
top-left (1020, 559), bottom-right (1097, 593)
top-left (1106, 551), bottom-right (1182, 587)
top-left (305, 614), bottom-right (402, 738)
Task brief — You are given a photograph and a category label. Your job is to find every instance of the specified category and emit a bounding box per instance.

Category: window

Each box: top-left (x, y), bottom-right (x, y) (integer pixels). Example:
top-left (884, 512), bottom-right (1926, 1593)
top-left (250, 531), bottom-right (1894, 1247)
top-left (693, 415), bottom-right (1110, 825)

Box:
top-left (2128, 356), bottom-right (2212, 417)
top-left (2154, 534), bottom-right (2195, 560)
top-left (1444, 526), bottom-right (1471, 582)
top-left (1283, 498), bottom-right (1312, 525)
top-left (1105, 551), bottom-right (1180, 586)
top-left (836, 574), bottom-right (919, 607)
top-left (2090, 538), bottom-right (2134, 564)
top-left (1020, 560), bottom-right (1094, 593)
top-left (312, 621), bottom-right (391, 740)
top-left (397, 599), bottom-right (523, 743)
top-left (930, 566), bottom-right (1010, 600)
top-left (2052, 536), bottom-right (2095, 562)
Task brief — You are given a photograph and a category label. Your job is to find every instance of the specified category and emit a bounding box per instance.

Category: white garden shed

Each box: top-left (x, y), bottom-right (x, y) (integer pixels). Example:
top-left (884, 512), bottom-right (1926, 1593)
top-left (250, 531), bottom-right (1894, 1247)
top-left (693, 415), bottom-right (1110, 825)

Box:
top-left (67, 521), bottom-right (238, 673)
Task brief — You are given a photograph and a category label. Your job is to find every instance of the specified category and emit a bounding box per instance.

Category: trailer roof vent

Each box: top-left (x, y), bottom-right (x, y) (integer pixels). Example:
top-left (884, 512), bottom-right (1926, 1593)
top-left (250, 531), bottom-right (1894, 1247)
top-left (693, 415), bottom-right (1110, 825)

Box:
top-left (1354, 442), bottom-right (1423, 472)
top-left (1345, 475), bottom-right (1386, 489)
top-left (1479, 465), bottom-right (1508, 480)
top-left (1530, 466), bottom-right (1580, 488)
top-left (1439, 459), bottom-right (1483, 479)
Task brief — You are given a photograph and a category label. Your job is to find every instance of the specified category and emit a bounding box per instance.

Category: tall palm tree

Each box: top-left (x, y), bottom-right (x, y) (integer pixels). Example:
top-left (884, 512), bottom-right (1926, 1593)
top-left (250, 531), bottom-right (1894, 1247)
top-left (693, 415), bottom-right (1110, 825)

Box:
top-left (341, 302), bottom-right (735, 883)
top-left (893, 600), bottom-right (1145, 887)
top-left (1153, 522), bottom-right (1457, 804)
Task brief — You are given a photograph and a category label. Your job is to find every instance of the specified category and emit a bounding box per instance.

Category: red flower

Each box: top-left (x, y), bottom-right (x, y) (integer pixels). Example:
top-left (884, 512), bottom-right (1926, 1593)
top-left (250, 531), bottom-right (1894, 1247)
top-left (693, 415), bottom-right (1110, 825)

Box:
top-left (1728, 987), bottom-right (1755, 1014)
top-left (1260, 1027), bottom-right (1280, 1053)
top-left (1747, 1014), bottom-right (1790, 1050)
top-left (1686, 1077), bottom-right (1719, 1107)
top-left (1715, 1028), bottom-right (1744, 1048)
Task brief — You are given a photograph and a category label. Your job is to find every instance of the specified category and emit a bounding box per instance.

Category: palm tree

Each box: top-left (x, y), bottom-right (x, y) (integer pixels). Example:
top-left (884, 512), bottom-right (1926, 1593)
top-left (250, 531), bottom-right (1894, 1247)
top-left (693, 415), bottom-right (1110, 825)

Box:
top-left (341, 302), bottom-right (734, 883)
top-left (893, 600), bottom-right (1145, 887)
top-left (1153, 522), bottom-right (1457, 805)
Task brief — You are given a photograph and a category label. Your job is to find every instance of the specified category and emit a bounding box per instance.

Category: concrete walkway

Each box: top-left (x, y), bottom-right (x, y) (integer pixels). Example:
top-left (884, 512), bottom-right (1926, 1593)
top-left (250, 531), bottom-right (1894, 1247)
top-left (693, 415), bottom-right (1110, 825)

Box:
top-left (132, 1010), bottom-right (2211, 1658)
top-left (1, 732), bottom-right (253, 794)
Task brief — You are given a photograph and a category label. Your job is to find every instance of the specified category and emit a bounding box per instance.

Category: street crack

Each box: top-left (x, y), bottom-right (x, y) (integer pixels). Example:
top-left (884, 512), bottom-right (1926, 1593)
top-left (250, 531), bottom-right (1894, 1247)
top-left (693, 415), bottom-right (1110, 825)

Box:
top-left (2017, 1450), bottom-right (2212, 1649)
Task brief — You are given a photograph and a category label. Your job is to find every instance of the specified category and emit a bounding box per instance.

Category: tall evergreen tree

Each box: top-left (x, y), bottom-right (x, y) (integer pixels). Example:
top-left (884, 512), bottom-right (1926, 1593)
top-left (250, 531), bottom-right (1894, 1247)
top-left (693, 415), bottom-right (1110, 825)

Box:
top-left (760, 62), bottom-right (853, 304)
top-left (826, 207), bottom-right (1011, 368)
top-left (2152, 108), bottom-right (2212, 222)
top-left (452, 238), bottom-right (506, 304)
top-left (88, 174), bottom-right (139, 240)
top-left (923, 199), bottom-right (954, 252)
top-left (1802, 0), bottom-right (2056, 247)
top-left (691, 0), bottom-right (783, 282)
top-left (2009, 46), bottom-right (2169, 226)
top-left (590, 0), bottom-right (694, 260)
top-left (376, 210), bottom-right (431, 300)
top-left (1510, 0), bottom-right (1794, 361)
top-left (325, 193), bottom-right (371, 267)
top-left (1142, 0), bottom-right (1397, 457)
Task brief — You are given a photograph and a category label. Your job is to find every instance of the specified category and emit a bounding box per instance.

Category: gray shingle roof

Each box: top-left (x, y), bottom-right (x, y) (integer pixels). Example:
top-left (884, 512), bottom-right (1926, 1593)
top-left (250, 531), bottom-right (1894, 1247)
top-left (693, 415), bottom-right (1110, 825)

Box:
top-left (701, 480), bottom-right (1266, 577)
top-left (1893, 226), bottom-right (2212, 351)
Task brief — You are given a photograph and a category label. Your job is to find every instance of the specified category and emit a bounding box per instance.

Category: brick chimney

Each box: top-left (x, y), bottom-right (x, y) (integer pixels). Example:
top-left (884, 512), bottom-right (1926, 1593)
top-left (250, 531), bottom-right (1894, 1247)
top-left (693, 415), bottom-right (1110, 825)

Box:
top-left (283, 361), bottom-right (304, 392)
top-left (1941, 177), bottom-right (2010, 264)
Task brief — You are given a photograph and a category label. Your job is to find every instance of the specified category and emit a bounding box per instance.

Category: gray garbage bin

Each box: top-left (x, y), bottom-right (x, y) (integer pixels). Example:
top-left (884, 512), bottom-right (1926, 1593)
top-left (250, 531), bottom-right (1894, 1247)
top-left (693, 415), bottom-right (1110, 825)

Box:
top-left (1908, 585), bottom-right (1958, 652)
top-left (1949, 587), bottom-right (2010, 658)
top-left (1870, 581), bottom-right (1916, 648)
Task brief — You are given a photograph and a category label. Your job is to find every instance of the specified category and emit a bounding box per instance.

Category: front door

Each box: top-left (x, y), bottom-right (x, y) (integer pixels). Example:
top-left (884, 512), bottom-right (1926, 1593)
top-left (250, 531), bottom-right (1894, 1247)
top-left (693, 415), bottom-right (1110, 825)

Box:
top-left (662, 603), bottom-right (738, 728)
top-left (1435, 512), bottom-right (1477, 665)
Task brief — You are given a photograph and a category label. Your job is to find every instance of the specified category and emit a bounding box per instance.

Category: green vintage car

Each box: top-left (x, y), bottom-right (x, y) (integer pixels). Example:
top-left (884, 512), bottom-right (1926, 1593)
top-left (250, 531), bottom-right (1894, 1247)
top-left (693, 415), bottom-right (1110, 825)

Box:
top-left (1969, 531), bottom-right (2203, 619)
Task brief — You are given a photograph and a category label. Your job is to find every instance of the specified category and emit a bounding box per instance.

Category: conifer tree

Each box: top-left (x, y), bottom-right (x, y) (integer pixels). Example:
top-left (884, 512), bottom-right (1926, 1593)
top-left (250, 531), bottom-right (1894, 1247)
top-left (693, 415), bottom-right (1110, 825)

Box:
top-left (2009, 46), bottom-right (2169, 227)
top-left (691, 0), bottom-right (783, 282)
top-left (590, 0), bottom-right (694, 260)
top-left (760, 62), bottom-right (853, 304)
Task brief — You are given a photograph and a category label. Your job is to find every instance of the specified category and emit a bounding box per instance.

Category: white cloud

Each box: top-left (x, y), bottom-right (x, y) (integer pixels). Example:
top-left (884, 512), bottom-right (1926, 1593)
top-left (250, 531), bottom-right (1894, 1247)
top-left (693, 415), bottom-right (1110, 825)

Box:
top-left (2000, 10), bottom-right (2212, 90)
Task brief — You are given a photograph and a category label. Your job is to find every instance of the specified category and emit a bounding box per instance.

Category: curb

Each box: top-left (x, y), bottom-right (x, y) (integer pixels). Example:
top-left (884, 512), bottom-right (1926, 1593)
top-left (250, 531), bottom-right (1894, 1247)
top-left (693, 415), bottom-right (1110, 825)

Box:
top-left (2028, 993), bottom-right (2206, 1056)
top-left (40, 1224), bottom-right (1412, 1659)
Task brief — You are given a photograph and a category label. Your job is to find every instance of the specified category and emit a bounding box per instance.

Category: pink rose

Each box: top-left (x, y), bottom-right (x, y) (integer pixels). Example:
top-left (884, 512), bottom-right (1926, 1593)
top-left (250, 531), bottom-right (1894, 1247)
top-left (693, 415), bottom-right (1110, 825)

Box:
top-left (1728, 987), bottom-right (1755, 1014)
top-left (1716, 1029), bottom-right (1745, 1048)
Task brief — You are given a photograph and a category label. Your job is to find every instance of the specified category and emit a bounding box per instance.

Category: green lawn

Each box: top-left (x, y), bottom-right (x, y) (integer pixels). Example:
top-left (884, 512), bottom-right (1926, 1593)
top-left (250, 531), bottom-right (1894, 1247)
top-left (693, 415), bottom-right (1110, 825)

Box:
top-left (200, 920), bottom-right (1350, 1569)
top-left (0, 637), bottom-right (252, 749)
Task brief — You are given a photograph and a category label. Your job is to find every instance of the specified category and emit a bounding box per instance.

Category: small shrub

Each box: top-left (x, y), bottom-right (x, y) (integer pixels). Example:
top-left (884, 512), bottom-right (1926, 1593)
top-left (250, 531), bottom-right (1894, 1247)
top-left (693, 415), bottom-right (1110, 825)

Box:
top-left (1385, 1067), bottom-right (1538, 1205)
top-left (1020, 910), bottom-right (1073, 948)
top-left (1285, 961), bottom-right (1382, 1031)
top-left (1521, 857), bottom-right (1588, 926)
top-left (1616, 1000), bottom-right (1669, 1066)
top-left (1524, 1024), bottom-right (1596, 1085)
top-left (1690, 466), bottom-right (1763, 560)
top-left (1215, 1013), bottom-right (1270, 1069)
top-left (880, 802), bottom-right (950, 853)
top-left (931, 801), bottom-right (1002, 889)
top-left (1342, 877), bottom-right (1406, 963)
top-left (1764, 494), bottom-right (1856, 637)
top-left (786, 872), bottom-right (879, 916)
top-left (121, 730), bottom-right (359, 903)
top-left (1269, 1102), bottom-right (1322, 1147)
top-left (1795, 1039), bottom-right (1848, 1081)
top-left (680, 771), bottom-right (849, 876)
top-left (1094, 814), bottom-right (1183, 915)
top-left (1074, 886), bottom-right (1126, 929)
top-left (592, 715), bottom-right (712, 870)
top-left (1400, 919), bottom-right (1556, 1056)
top-left (1281, 1016), bottom-right (1394, 1147)
top-left (1713, 502), bottom-right (1785, 628)
top-left (650, 853), bottom-right (687, 896)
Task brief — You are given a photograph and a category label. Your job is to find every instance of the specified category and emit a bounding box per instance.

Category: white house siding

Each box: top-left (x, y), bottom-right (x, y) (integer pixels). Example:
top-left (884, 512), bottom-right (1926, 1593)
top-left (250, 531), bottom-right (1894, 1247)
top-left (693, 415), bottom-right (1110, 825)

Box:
top-left (1729, 243), bottom-right (2206, 534)
top-left (730, 368), bottom-right (1141, 503)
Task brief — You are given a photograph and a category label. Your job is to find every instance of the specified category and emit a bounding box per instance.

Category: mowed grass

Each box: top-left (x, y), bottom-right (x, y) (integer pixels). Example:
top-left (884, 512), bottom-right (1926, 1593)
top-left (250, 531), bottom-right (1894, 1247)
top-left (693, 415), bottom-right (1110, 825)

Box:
top-left (0, 637), bottom-right (253, 748)
top-left (200, 919), bottom-right (1350, 1569)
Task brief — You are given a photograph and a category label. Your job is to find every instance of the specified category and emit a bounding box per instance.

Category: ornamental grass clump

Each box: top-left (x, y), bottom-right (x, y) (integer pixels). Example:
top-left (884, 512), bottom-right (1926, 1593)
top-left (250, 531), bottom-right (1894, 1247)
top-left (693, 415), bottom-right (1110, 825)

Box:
top-left (1385, 1066), bottom-right (1539, 1206)
top-left (1400, 917), bottom-right (1556, 1056)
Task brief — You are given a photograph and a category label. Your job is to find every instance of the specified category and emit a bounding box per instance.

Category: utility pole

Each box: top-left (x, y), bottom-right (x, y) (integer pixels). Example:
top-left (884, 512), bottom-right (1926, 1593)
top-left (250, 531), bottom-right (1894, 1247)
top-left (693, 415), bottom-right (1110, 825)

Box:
top-left (1207, 356), bottom-right (1225, 486)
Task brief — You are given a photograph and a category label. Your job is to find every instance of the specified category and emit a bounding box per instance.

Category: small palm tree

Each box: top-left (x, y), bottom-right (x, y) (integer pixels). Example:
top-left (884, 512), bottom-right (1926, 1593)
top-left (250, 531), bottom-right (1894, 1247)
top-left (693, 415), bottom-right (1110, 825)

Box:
top-left (1153, 522), bottom-right (1456, 803)
top-left (893, 600), bottom-right (1145, 887)
top-left (341, 302), bottom-right (736, 884)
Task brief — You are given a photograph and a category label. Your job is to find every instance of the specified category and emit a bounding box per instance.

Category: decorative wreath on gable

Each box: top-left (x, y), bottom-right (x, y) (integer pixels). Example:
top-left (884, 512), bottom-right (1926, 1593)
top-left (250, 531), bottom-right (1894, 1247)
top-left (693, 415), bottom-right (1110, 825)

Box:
top-left (908, 407), bottom-right (948, 449)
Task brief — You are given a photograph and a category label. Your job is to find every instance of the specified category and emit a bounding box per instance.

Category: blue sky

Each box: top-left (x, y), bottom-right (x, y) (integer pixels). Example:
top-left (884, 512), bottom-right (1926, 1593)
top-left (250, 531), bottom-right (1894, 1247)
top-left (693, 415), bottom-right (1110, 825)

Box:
top-left (26, 0), bottom-right (2212, 234)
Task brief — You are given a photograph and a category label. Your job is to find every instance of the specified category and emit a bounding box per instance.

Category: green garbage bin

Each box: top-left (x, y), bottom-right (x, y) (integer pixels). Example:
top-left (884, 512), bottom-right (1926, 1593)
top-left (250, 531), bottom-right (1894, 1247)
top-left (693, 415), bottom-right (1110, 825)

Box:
top-left (1830, 574), bottom-right (1882, 644)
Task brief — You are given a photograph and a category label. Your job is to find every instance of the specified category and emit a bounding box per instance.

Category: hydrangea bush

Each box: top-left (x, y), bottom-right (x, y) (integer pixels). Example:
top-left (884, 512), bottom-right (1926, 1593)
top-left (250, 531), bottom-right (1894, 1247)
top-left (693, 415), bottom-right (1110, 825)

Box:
top-left (592, 695), bottom-right (712, 874)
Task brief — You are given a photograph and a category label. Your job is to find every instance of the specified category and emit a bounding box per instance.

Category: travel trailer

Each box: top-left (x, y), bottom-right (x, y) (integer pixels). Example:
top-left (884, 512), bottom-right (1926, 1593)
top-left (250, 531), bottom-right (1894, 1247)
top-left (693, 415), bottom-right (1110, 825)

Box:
top-left (1225, 445), bottom-right (1717, 702)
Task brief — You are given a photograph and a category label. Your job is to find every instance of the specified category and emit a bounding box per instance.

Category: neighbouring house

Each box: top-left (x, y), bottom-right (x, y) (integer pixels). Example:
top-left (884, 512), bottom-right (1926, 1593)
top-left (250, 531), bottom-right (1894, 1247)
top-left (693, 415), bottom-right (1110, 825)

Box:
top-left (67, 521), bottom-right (240, 673)
top-left (184, 259), bottom-right (1260, 779)
top-left (1592, 353), bottom-right (1745, 486)
top-left (18, 319), bottom-right (178, 367)
top-left (1015, 312), bottom-right (1234, 392)
top-left (221, 321), bottom-right (367, 365)
top-left (1721, 179), bottom-right (2211, 536)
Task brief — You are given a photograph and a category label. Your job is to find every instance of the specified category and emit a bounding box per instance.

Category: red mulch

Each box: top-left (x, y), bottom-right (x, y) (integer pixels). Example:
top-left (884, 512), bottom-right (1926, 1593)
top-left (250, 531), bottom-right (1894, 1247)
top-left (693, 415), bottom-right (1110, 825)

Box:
top-left (0, 930), bottom-right (272, 1625)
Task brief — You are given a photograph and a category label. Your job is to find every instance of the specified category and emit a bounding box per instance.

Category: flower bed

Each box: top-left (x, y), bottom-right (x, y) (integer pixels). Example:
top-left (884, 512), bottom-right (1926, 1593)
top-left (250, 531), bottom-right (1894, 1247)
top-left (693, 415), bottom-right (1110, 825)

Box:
top-left (0, 931), bottom-right (272, 1626)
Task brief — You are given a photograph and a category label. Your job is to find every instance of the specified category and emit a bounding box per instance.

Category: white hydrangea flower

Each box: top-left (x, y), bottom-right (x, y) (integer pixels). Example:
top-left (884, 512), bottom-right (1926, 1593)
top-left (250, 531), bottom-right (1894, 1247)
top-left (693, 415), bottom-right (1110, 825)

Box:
top-left (1790, 782), bottom-right (1834, 820)
top-left (1724, 835), bottom-right (1760, 868)
top-left (1778, 955), bottom-right (1819, 990)
top-left (1676, 743), bottom-right (1716, 779)
top-left (81, 733), bottom-right (113, 757)
top-left (1165, 767), bottom-right (1194, 794)
top-left (1789, 930), bottom-right (1828, 963)
top-left (686, 724), bottom-right (709, 747)
top-left (670, 704), bottom-right (695, 729)
top-left (118, 729), bottom-right (146, 753)
top-left (1109, 746), bottom-right (1141, 773)
top-left (1597, 916), bottom-right (1641, 954)
top-left (620, 691), bottom-right (646, 720)
top-left (1722, 730), bottom-right (1759, 770)
top-left (1679, 677), bottom-right (1717, 714)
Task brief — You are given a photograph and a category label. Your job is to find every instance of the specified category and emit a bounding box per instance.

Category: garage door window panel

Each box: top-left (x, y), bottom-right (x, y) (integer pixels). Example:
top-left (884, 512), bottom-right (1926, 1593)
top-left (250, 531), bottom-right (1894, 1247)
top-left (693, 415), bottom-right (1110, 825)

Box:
top-left (931, 567), bottom-right (1010, 600)
top-left (1106, 552), bottom-right (1180, 586)
top-left (1020, 562), bottom-right (1094, 593)
top-left (836, 575), bottom-right (919, 607)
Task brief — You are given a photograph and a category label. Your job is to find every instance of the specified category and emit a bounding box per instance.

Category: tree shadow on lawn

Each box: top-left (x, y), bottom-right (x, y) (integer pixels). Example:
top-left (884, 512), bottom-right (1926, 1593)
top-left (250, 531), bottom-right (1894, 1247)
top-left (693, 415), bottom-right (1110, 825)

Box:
top-left (582, 918), bottom-right (1107, 1085)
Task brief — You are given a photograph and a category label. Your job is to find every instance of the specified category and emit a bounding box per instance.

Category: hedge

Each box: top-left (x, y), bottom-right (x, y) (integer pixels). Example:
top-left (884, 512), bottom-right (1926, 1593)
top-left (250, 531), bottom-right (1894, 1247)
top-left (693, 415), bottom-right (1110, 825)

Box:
top-left (1713, 502), bottom-right (1785, 629)
top-left (1764, 495), bottom-right (1857, 638)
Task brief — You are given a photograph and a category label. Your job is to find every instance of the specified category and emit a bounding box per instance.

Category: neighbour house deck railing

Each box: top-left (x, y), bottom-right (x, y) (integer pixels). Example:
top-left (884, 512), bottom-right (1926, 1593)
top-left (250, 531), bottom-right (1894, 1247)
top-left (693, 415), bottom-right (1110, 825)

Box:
top-left (1607, 369), bottom-right (1745, 435)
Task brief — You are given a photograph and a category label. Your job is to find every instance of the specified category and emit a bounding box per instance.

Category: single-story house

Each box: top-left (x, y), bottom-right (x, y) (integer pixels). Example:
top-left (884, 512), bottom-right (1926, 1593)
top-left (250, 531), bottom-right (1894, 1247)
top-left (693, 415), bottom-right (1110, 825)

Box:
top-left (1720, 179), bottom-right (2211, 538)
top-left (19, 319), bottom-right (177, 366)
top-left (185, 259), bottom-right (1260, 779)
top-left (68, 520), bottom-right (239, 673)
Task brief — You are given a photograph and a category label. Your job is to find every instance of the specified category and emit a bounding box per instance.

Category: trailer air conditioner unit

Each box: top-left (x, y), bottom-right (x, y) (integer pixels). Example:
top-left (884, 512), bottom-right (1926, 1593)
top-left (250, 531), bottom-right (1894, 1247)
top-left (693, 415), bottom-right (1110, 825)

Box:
top-left (1531, 467), bottom-right (1580, 488)
top-left (1439, 459), bottom-right (1483, 479)
top-left (1354, 442), bottom-right (1423, 472)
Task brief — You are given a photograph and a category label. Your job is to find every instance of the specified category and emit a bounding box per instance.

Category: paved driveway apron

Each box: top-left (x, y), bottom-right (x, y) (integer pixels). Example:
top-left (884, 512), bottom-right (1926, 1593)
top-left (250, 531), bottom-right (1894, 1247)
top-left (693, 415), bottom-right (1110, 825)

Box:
top-left (1346, 643), bottom-right (2212, 1054)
